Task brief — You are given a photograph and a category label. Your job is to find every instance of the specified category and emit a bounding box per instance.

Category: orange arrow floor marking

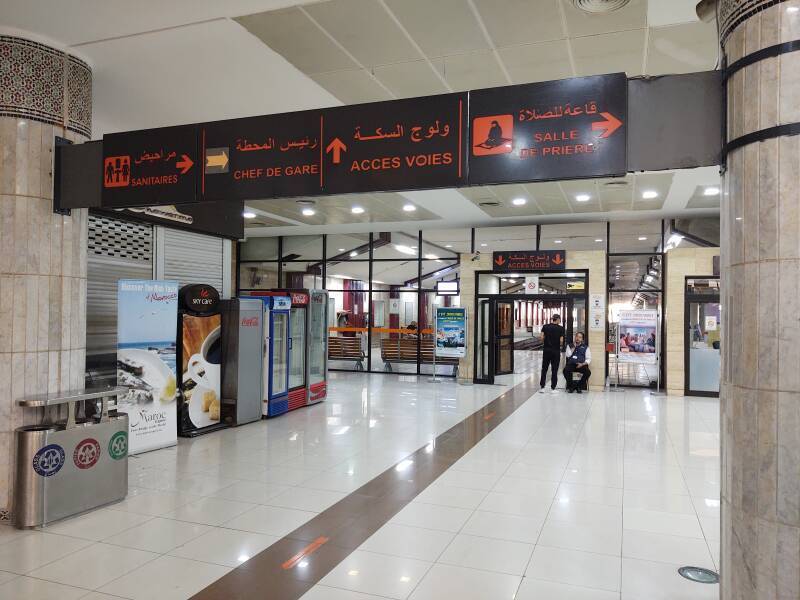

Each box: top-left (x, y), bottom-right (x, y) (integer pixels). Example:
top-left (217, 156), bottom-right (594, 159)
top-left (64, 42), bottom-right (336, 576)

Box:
top-left (281, 536), bottom-right (329, 570)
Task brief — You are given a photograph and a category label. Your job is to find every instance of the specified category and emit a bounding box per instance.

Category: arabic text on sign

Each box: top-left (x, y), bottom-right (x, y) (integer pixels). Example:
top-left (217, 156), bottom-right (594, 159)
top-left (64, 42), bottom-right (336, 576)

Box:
top-left (518, 101), bottom-right (599, 122)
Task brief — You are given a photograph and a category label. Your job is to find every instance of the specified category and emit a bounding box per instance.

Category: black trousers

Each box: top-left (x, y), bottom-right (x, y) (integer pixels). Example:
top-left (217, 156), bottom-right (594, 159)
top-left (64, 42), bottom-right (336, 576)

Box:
top-left (564, 362), bottom-right (591, 390)
top-left (540, 349), bottom-right (560, 389)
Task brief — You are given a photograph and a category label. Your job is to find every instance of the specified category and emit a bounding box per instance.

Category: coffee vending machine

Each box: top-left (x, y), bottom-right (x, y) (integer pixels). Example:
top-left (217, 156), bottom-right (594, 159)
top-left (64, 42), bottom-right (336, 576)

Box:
top-left (220, 298), bottom-right (264, 426)
top-left (177, 284), bottom-right (227, 437)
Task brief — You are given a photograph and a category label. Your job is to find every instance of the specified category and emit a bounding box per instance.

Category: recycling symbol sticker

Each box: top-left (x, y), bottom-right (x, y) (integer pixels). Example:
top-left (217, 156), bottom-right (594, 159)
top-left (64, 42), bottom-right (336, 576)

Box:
top-left (73, 438), bottom-right (101, 469)
top-left (108, 431), bottom-right (128, 460)
top-left (32, 444), bottom-right (65, 477)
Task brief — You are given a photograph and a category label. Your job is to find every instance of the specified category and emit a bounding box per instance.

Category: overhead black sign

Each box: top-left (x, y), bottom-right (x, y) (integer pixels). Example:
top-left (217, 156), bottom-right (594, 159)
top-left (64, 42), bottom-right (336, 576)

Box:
top-left (202, 110), bottom-right (322, 200)
top-left (179, 284), bottom-right (220, 313)
top-left (102, 125), bottom-right (199, 208)
top-left (469, 73), bottom-right (627, 185)
top-left (322, 92), bottom-right (468, 194)
top-left (492, 250), bottom-right (566, 272)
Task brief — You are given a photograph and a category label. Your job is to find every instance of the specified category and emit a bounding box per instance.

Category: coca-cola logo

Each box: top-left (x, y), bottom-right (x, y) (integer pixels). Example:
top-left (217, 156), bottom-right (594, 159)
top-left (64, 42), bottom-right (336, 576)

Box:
top-left (241, 317), bottom-right (259, 327)
top-left (291, 293), bottom-right (308, 305)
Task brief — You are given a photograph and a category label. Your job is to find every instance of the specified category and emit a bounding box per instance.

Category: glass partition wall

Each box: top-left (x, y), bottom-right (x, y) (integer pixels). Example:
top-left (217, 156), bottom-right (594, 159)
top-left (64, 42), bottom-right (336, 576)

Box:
top-left (239, 231), bottom-right (461, 376)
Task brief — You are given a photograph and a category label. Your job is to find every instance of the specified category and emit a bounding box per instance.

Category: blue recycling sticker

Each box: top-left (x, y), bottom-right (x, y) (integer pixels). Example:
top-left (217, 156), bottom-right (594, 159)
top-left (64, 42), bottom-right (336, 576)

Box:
top-left (32, 444), bottom-right (65, 477)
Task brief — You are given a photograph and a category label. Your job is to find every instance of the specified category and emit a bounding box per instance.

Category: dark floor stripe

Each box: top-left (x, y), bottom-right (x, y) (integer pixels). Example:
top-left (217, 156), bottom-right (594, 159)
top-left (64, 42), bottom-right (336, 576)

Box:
top-left (191, 375), bottom-right (539, 600)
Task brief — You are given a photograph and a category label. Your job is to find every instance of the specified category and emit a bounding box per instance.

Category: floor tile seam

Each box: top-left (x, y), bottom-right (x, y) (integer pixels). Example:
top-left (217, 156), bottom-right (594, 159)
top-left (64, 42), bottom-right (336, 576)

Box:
top-left (619, 391), bottom-right (627, 591)
top-left (313, 580), bottom-right (401, 600)
top-left (24, 545), bottom-right (164, 594)
top-left (523, 575), bottom-right (624, 596)
top-left (0, 572), bottom-right (97, 594)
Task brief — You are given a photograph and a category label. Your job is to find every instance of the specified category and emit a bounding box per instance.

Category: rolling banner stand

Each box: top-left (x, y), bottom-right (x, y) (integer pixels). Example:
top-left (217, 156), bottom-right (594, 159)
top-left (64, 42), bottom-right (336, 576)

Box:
top-left (617, 309), bottom-right (660, 390)
top-left (431, 307), bottom-right (467, 383)
top-left (117, 280), bottom-right (179, 454)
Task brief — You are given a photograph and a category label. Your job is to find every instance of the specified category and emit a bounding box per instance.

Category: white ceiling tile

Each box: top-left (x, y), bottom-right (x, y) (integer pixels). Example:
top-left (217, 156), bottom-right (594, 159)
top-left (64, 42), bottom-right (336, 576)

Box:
top-left (374, 60), bottom-right (449, 97)
top-left (385, 0), bottom-right (490, 58)
top-left (310, 69), bottom-right (393, 104)
top-left (438, 50), bottom-right (509, 91)
top-left (646, 22), bottom-right (719, 75)
top-left (473, 0), bottom-right (564, 46)
top-left (304, 0), bottom-right (420, 67)
top-left (235, 8), bottom-right (358, 74)
top-left (571, 29), bottom-right (646, 77)
top-left (561, 0), bottom-right (647, 37)
top-left (498, 39), bottom-right (573, 84)
top-left (647, 0), bottom-right (700, 27)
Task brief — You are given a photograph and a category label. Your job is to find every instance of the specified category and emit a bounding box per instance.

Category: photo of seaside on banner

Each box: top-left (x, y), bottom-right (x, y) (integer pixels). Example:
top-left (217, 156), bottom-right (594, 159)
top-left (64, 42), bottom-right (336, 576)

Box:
top-left (116, 280), bottom-right (179, 454)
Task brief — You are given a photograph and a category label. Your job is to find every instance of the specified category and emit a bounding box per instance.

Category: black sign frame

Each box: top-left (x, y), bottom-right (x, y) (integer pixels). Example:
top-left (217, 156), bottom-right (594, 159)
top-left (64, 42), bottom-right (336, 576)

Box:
top-left (492, 251), bottom-right (566, 272)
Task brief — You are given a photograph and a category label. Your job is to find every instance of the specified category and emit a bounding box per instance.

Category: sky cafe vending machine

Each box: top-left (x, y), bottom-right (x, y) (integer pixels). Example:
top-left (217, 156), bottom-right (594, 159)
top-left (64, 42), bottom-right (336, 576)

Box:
top-left (245, 289), bottom-right (328, 412)
top-left (220, 298), bottom-right (264, 426)
top-left (177, 284), bottom-right (226, 437)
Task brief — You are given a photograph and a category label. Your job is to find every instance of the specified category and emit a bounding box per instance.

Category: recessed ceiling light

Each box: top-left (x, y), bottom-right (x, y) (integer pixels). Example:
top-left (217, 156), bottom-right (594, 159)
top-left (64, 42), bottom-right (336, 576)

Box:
top-left (351, 206), bottom-right (365, 214)
top-left (788, 5), bottom-right (799, 12)
top-left (554, 240), bottom-right (563, 244)
top-left (302, 208), bottom-right (316, 216)
top-left (445, 244), bottom-right (453, 248)
top-left (638, 236), bottom-right (648, 241)
top-left (349, 251), bottom-right (358, 257)
top-left (735, 217), bottom-right (742, 221)
top-left (242, 211), bottom-right (256, 219)
top-left (595, 238), bottom-right (603, 242)
top-left (641, 190), bottom-right (658, 199)
top-left (402, 204), bottom-right (416, 212)
top-left (480, 243), bottom-right (487, 247)
top-left (703, 187), bottom-right (720, 196)
top-left (424, 254), bottom-right (438, 260)
top-left (511, 197), bottom-right (527, 206)
top-left (575, 194), bottom-right (591, 202)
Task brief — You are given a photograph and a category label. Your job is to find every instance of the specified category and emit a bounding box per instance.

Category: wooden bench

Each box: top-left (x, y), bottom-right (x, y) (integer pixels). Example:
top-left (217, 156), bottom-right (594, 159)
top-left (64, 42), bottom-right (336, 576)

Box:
top-left (328, 336), bottom-right (365, 370)
top-left (380, 338), bottom-right (459, 376)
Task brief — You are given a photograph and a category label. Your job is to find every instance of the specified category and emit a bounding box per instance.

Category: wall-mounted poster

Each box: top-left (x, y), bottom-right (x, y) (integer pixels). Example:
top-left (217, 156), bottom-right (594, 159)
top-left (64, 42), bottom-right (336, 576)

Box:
top-left (617, 309), bottom-right (658, 364)
top-left (435, 307), bottom-right (467, 358)
top-left (117, 280), bottom-right (179, 454)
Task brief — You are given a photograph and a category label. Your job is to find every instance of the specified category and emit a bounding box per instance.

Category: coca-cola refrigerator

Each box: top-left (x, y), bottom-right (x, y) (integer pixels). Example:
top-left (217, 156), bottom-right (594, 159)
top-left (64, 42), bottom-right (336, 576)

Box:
top-left (220, 298), bottom-right (263, 426)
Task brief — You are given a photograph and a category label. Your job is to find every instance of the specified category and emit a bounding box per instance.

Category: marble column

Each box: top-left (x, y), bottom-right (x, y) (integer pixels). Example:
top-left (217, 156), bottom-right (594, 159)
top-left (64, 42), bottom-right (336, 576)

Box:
top-left (0, 35), bottom-right (92, 517)
top-left (719, 1), bottom-right (800, 597)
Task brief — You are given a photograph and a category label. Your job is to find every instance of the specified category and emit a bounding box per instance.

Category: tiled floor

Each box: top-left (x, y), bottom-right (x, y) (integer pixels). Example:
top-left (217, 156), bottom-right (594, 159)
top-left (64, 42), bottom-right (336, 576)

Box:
top-left (0, 352), bottom-right (721, 600)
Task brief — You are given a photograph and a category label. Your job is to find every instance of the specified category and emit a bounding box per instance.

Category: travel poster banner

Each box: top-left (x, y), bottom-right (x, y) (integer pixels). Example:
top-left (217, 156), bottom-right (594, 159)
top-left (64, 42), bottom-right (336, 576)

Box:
top-left (435, 307), bottom-right (467, 358)
top-left (117, 280), bottom-right (179, 454)
top-left (617, 309), bottom-right (658, 364)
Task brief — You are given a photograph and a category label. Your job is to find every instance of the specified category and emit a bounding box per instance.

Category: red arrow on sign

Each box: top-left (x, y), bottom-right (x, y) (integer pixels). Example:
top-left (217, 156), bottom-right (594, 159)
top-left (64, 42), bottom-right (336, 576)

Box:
top-left (495, 255), bottom-right (506, 267)
top-left (591, 112), bottom-right (623, 138)
top-left (326, 138), bottom-right (347, 164)
top-left (552, 253), bottom-right (564, 265)
top-left (176, 154), bottom-right (194, 175)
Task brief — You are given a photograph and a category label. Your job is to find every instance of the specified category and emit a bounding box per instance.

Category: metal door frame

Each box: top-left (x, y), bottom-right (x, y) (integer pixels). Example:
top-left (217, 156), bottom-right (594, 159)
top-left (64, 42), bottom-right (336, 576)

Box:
top-left (684, 276), bottom-right (721, 397)
top-left (491, 298), bottom-right (515, 376)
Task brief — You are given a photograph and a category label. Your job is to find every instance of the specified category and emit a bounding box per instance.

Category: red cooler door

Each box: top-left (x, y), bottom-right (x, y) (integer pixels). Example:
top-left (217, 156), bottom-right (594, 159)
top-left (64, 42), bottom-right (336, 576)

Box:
top-left (288, 306), bottom-right (307, 410)
top-left (308, 290), bottom-right (328, 403)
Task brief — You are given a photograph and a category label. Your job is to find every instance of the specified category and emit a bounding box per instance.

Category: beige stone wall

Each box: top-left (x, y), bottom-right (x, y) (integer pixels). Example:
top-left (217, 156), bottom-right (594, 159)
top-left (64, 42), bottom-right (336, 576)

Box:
top-left (457, 252), bottom-right (493, 382)
top-left (0, 118), bottom-right (89, 512)
top-left (664, 247), bottom-right (720, 396)
top-left (720, 2), bottom-right (800, 598)
top-left (567, 251), bottom-right (606, 391)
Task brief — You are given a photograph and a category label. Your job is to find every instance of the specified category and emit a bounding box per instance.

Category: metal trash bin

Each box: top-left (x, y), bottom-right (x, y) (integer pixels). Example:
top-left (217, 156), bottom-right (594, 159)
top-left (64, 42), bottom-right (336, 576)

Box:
top-left (13, 387), bottom-right (129, 528)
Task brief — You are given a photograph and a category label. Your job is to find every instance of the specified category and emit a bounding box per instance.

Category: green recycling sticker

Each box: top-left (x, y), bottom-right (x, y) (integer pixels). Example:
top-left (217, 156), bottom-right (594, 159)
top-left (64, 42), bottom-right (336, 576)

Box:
top-left (108, 431), bottom-right (128, 460)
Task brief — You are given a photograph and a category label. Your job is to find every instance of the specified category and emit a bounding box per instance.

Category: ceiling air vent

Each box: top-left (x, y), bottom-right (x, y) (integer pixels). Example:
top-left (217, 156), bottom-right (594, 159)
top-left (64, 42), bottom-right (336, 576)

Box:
top-left (479, 201), bottom-right (501, 207)
top-left (572, 0), bottom-right (631, 13)
top-left (604, 180), bottom-right (629, 187)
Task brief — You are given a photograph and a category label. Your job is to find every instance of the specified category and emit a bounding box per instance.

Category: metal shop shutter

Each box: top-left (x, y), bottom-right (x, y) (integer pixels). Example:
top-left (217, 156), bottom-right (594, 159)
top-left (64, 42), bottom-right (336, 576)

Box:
top-left (162, 228), bottom-right (224, 293)
top-left (87, 215), bottom-right (154, 362)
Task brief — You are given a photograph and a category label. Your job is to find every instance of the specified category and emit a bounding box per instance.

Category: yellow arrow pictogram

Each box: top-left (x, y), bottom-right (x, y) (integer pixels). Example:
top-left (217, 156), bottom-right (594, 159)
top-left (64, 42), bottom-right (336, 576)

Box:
top-left (206, 150), bottom-right (229, 169)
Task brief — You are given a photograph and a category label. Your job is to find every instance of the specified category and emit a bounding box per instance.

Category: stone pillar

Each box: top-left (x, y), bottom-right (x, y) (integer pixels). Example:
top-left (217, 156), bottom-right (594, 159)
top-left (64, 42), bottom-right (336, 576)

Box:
top-left (719, 1), bottom-right (800, 597)
top-left (0, 35), bottom-right (92, 516)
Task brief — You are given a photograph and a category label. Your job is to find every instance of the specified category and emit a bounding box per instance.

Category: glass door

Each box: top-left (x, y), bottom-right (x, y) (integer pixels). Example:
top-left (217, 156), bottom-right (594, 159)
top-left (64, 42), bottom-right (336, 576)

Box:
top-left (271, 311), bottom-right (289, 398)
top-left (493, 300), bottom-right (514, 376)
top-left (477, 299), bottom-right (491, 382)
top-left (685, 278), bottom-right (721, 396)
top-left (308, 292), bottom-right (327, 387)
top-left (289, 306), bottom-right (306, 390)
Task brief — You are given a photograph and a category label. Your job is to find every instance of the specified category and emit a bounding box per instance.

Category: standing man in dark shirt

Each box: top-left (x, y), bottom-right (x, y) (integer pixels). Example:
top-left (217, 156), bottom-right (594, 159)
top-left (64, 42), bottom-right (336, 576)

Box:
top-left (540, 314), bottom-right (565, 393)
